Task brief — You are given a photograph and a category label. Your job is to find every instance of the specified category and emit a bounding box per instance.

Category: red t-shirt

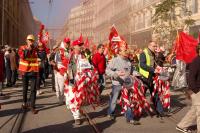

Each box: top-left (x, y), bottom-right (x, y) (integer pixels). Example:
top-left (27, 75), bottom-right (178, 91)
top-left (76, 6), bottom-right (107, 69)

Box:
top-left (92, 52), bottom-right (106, 74)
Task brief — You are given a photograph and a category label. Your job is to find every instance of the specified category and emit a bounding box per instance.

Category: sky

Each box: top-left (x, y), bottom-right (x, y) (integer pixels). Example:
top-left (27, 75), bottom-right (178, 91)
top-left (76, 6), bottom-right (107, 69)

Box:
top-left (30, 0), bottom-right (81, 28)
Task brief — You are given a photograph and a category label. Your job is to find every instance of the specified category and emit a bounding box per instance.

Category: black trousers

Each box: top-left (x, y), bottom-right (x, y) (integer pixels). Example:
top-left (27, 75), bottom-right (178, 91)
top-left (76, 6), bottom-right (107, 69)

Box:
top-left (140, 76), bottom-right (163, 114)
top-left (36, 68), bottom-right (45, 89)
top-left (6, 67), bottom-right (12, 86)
top-left (98, 74), bottom-right (105, 94)
top-left (22, 72), bottom-right (37, 108)
top-left (11, 70), bottom-right (17, 85)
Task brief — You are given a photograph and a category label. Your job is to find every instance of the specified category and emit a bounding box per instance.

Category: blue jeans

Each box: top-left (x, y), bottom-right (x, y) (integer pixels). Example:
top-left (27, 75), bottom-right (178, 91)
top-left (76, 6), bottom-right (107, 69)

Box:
top-left (108, 85), bottom-right (122, 115)
top-left (153, 93), bottom-right (164, 114)
top-left (125, 107), bottom-right (134, 121)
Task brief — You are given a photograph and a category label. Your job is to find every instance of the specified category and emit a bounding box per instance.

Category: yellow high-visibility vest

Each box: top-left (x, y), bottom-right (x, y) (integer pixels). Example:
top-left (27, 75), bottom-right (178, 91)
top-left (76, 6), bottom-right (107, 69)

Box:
top-left (139, 48), bottom-right (150, 78)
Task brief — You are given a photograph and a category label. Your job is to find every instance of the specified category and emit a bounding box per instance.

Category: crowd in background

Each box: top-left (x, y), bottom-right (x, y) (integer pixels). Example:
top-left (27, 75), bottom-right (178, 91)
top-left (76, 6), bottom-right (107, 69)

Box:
top-left (1, 32), bottom-right (199, 133)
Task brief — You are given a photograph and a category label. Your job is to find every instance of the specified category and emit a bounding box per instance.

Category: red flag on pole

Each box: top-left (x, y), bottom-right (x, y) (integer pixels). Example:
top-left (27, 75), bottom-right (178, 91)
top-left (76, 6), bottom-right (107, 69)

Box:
top-left (108, 25), bottom-right (120, 56)
top-left (109, 25), bottom-right (118, 41)
top-left (79, 34), bottom-right (83, 43)
top-left (176, 32), bottom-right (198, 63)
top-left (84, 37), bottom-right (89, 48)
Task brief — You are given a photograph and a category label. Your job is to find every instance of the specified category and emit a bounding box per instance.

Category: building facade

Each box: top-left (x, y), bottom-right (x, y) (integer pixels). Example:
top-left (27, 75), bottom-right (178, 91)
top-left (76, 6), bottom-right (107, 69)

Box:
top-left (0, 0), bottom-right (40, 47)
top-left (130, 0), bottom-right (200, 48)
top-left (67, 5), bottom-right (82, 41)
top-left (188, 0), bottom-right (200, 37)
top-left (81, 0), bottom-right (95, 41)
top-left (61, 0), bottom-right (200, 48)
top-left (58, 0), bottom-right (96, 44)
top-left (129, 0), bottom-right (160, 47)
top-left (94, 0), bottom-right (132, 45)
top-left (93, 0), bottom-right (113, 44)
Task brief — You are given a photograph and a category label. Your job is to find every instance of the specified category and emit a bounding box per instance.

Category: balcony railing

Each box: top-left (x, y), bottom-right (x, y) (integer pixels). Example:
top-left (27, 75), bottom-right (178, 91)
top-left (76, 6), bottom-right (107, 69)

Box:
top-left (132, 0), bottom-right (160, 12)
top-left (111, 6), bottom-right (131, 22)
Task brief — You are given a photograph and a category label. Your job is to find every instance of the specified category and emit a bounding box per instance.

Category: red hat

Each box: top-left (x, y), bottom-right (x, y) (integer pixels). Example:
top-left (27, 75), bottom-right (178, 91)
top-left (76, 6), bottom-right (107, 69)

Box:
top-left (63, 37), bottom-right (70, 43)
top-left (72, 39), bottom-right (83, 47)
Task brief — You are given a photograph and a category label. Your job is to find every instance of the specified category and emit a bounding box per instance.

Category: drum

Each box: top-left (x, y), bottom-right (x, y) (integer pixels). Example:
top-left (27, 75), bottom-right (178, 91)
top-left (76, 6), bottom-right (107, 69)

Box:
top-left (123, 76), bottom-right (134, 88)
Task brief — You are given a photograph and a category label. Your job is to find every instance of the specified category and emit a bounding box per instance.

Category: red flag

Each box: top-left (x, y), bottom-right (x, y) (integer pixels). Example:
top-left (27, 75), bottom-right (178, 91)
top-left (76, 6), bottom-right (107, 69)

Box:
top-left (84, 37), bottom-right (89, 48)
top-left (108, 25), bottom-right (120, 55)
top-left (38, 24), bottom-right (49, 45)
top-left (79, 34), bottom-right (83, 43)
top-left (176, 32), bottom-right (198, 63)
top-left (109, 25), bottom-right (118, 41)
top-left (42, 31), bottom-right (49, 44)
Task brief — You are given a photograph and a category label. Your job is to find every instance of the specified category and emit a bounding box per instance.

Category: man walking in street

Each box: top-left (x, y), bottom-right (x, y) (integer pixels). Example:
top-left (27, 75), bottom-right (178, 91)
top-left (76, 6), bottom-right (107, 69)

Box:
top-left (55, 37), bottom-right (70, 105)
top-left (92, 44), bottom-right (106, 94)
top-left (106, 44), bottom-right (132, 121)
top-left (5, 47), bottom-right (12, 87)
top-left (176, 44), bottom-right (200, 133)
top-left (10, 48), bottom-right (17, 86)
top-left (36, 42), bottom-right (48, 95)
top-left (18, 34), bottom-right (39, 114)
top-left (139, 41), bottom-right (164, 117)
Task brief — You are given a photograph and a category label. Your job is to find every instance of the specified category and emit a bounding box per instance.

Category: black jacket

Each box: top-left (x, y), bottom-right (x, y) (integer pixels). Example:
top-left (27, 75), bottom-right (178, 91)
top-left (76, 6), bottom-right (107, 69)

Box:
top-left (188, 56), bottom-right (200, 93)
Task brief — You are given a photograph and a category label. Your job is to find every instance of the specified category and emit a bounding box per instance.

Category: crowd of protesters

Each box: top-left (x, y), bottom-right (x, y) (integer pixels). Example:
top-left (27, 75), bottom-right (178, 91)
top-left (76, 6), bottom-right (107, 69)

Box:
top-left (0, 45), bottom-right (19, 92)
top-left (0, 28), bottom-right (200, 133)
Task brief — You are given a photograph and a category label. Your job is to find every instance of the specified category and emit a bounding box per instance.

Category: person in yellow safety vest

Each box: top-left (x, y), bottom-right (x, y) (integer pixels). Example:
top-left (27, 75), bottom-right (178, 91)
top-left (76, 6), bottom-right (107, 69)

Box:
top-left (138, 41), bottom-right (164, 117)
top-left (18, 34), bottom-right (39, 114)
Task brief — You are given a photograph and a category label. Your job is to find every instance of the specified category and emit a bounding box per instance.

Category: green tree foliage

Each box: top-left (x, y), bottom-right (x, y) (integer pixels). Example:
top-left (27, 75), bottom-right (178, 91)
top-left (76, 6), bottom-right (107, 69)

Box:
top-left (152, 0), bottom-right (195, 48)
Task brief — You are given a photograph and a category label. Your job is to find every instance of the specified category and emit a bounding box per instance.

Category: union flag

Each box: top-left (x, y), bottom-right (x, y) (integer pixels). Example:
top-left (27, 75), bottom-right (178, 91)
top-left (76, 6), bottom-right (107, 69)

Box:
top-left (84, 37), bottom-right (89, 48)
top-left (109, 25), bottom-right (118, 41)
top-left (175, 32), bottom-right (198, 63)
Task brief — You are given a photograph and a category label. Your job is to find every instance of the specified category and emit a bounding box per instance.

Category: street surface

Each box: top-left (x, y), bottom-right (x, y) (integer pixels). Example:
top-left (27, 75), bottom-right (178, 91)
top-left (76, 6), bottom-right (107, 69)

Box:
top-left (0, 77), bottom-right (197, 133)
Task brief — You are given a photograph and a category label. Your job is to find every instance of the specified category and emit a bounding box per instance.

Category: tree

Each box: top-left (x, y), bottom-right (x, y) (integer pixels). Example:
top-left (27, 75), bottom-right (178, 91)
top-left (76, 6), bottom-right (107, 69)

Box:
top-left (152, 0), bottom-right (195, 48)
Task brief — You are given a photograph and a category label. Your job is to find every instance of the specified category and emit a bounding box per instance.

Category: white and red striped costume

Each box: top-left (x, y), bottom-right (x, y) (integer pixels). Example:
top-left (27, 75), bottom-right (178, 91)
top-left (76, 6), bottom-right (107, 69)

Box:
top-left (120, 77), bottom-right (153, 117)
top-left (64, 53), bottom-right (99, 119)
top-left (153, 76), bottom-right (170, 110)
top-left (153, 66), bottom-right (171, 110)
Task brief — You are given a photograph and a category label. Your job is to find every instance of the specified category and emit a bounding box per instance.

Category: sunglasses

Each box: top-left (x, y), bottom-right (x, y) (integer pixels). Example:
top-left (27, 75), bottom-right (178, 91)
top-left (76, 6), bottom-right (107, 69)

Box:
top-left (28, 39), bottom-right (34, 42)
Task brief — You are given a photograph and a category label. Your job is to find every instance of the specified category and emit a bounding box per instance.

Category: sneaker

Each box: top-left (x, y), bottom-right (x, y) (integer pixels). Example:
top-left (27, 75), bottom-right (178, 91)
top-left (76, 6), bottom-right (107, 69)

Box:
top-left (74, 119), bottom-right (81, 125)
top-left (21, 103), bottom-right (28, 110)
top-left (128, 120), bottom-right (141, 125)
top-left (107, 115), bottom-right (115, 120)
top-left (37, 90), bottom-right (42, 96)
top-left (176, 126), bottom-right (192, 133)
top-left (30, 108), bottom-right (38, 114)
top-left (157, 112), bottom-right (167, 118)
